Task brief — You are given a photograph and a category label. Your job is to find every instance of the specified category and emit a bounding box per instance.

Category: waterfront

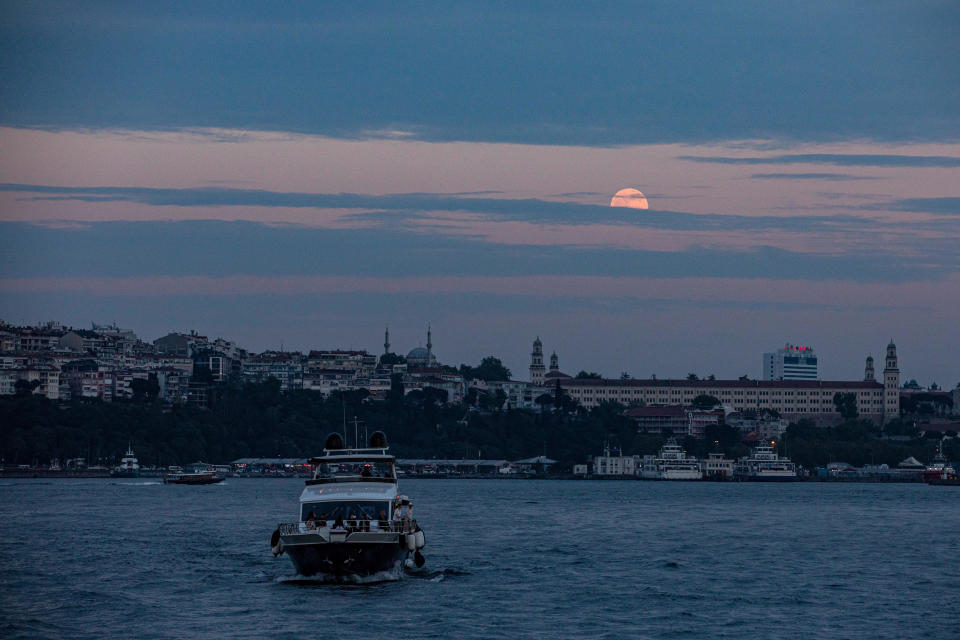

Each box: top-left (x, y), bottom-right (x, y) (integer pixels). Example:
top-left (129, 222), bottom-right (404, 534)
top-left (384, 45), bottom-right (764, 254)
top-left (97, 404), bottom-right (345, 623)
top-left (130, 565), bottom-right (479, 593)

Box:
top-left (2, 479), bottom-right (958, 639)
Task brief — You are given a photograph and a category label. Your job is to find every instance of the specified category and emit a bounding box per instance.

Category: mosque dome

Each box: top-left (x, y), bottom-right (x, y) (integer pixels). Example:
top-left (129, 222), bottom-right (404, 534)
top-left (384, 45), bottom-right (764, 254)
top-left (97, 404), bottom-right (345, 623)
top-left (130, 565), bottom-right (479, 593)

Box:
top-left (407, 347), bottom-right (429, 360)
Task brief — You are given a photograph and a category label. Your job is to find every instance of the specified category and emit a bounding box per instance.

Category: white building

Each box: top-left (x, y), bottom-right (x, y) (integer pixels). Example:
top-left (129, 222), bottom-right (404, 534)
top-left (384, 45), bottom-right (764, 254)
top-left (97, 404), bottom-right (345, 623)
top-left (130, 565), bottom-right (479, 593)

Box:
top-left (592, 444), bottom-right (638, 476)
top-left (763, 344), bottom-right (819, 380)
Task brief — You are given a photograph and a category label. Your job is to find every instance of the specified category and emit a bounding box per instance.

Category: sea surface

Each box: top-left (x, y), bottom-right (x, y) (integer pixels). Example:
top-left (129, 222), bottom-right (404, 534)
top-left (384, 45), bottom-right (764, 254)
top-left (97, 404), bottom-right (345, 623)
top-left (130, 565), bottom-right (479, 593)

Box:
top-left (1, 478), bottom-right (958, 639)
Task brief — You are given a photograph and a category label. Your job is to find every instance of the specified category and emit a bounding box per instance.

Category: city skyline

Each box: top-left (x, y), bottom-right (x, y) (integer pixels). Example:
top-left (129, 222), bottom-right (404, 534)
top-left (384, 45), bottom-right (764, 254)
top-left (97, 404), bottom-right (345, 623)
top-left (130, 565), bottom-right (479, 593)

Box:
top-left (2, 3), bottom-right (959, 387)
top-left (3, 317), bottom-right (949, 391)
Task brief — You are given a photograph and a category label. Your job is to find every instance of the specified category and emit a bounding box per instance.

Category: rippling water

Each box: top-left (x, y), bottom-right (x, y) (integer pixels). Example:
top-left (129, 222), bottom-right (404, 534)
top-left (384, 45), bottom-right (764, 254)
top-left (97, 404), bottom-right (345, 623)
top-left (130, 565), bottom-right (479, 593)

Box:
top-left (2, 478), bottom-right (958, 639)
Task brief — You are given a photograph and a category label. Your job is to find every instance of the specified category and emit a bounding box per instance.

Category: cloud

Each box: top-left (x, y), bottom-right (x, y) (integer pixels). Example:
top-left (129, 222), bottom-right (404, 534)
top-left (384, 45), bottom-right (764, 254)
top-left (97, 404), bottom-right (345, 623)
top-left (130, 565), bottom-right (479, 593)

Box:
top-left (0, 220), bottom-right (952, 285)
top-left (749, 173), bottom-right (878, 181)
top-left (875, 197), bottom-right (960, 215)
top-left (0, 183), bottom-right (882, 233)
top-left (1, 2), bottom-right (958, 145)
top-left (681, 154), bottom-right (960, 167)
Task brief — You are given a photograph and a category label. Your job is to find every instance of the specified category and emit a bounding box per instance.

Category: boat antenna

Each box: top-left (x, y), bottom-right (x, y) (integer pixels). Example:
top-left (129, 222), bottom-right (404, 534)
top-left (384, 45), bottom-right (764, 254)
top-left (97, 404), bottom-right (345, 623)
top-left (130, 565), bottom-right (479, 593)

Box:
top-left (350, 415), bottom-right (362, 450)
top-left (341, 395), bottom-right (347, 450)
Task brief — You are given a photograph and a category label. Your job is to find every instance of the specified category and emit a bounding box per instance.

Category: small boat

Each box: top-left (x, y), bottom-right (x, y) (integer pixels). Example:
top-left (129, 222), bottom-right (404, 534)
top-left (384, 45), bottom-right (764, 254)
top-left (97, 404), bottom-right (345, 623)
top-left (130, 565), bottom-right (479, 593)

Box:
top-left (163, 471), bottom-right (225, 485)
top-left (110, 445), bottom-right (140, 478)
top-left (734, 442), bottom-right (797, 481)
top-left (270, 430), bottom-right (426, 578)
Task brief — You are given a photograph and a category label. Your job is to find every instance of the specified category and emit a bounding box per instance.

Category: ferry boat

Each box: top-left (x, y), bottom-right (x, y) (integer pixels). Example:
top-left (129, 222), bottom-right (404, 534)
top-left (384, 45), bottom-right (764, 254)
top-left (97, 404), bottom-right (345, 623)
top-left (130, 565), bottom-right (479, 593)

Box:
top-left (640, 439), bottom-right (702, 480)
top-left (923, 442), bottom-right (959, 486)
top-left (270, 431), bottom-right (426, 578)
top-left (734, 442), bottom-right (797, 481)
top-left (163, 470), bottom-right (225, 485)
top-left (110, 445), bottom-right (140, 478)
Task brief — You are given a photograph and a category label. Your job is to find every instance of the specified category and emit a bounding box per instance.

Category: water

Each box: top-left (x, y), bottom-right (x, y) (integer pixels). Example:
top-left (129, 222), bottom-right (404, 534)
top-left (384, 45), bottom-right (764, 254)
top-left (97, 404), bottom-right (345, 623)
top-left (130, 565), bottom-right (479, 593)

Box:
top-left (2, 479), bottom-right (958, 639)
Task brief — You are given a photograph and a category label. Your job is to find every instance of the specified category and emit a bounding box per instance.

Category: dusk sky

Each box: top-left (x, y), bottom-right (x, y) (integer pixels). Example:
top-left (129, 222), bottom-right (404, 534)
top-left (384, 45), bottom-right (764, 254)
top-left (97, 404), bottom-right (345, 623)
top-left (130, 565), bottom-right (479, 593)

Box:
top-left (2, 2), bottom-right (959, 384)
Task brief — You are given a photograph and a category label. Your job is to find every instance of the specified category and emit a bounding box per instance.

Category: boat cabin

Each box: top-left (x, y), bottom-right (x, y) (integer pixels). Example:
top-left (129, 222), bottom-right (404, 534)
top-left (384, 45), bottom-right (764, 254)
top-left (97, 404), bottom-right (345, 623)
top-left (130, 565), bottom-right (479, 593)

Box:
top-left (306, 449), bottom-right (397, 485)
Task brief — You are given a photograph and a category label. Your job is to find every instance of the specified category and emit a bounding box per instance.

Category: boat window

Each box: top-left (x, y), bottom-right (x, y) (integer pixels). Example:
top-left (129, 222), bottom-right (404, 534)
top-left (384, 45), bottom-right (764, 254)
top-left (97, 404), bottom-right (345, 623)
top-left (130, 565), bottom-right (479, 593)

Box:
top-left (315, 461), bottom-right (394, 479)
top-left (301, 501), bottom-right (390, 522)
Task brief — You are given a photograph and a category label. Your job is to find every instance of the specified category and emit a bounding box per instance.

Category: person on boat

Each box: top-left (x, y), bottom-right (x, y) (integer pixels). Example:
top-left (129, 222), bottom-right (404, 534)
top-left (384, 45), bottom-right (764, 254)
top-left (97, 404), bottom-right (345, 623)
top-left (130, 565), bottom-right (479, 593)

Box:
top-left (305, 511), bottom-right (317, 530)
top-left (360, 512), bottom-right (371, 532)
top-left (394, 496), bottom-right (413, 530)
top-left (361, 464), bottom-right (372, 478)
top-left (377, 510), bottom-right (390, 531)
top-left (332, 515), bottom-right (346, 531)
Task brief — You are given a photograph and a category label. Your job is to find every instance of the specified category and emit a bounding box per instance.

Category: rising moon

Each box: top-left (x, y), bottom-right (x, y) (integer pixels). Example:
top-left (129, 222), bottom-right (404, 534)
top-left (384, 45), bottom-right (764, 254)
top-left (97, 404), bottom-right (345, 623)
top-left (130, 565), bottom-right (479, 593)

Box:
top-left (610, 188), bottom-right (649, 209)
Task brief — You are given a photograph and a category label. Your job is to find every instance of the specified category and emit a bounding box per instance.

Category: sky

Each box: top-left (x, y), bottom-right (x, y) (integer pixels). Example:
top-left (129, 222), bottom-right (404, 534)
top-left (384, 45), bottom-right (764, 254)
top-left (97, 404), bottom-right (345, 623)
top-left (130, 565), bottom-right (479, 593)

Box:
top-left (1, 1), bottom-right (959, 385)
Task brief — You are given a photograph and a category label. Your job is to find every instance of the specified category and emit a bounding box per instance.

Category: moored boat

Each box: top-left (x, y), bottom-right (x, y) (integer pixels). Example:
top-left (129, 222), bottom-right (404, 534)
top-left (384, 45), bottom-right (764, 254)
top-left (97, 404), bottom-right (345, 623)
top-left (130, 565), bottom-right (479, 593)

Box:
top-left (734, 442), bottom-right (797, 481)
top-left (270, 431), bottom-right (426, 578)
top-left (640, 439), bottom-right (702, 480)
top-left (110, 445), bottom-right (140, 478)
top-left (924, 442), bottom-right (959, 486)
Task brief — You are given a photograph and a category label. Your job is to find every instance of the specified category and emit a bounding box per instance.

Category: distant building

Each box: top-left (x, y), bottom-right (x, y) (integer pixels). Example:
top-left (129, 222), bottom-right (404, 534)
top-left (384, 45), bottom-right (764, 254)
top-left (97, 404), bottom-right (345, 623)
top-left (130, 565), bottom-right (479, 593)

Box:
top-left (592, 444), bottom-right (638, 476)
top-left (763, 344), bottom-right (819, 380)
top-left (406, 325), bottom-right (438, 368)
top-left (529, 336), bottom-right (545, 385)
top-left (241, 351), bottom-right (304, 390)
top-left (570, 344), bottom-right (901, 426)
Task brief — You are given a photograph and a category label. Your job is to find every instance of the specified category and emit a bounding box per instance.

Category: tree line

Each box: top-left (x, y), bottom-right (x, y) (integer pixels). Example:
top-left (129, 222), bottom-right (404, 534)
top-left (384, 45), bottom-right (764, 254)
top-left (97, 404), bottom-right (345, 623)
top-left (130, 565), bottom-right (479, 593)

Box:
top-left (2, 377), bottom-right (955, 471)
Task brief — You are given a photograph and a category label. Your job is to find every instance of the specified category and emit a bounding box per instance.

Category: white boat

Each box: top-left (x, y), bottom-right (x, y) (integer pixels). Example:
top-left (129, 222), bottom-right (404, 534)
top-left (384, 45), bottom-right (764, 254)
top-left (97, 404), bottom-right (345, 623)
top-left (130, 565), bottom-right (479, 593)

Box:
top-left (734, 442), bottom-right (797, 481)
top-left (110, 445), bottom-right (140, 478)
top-left (641, 439), bottom-right (703, 480)
top-left (270, 431), bottom-right (426, 578)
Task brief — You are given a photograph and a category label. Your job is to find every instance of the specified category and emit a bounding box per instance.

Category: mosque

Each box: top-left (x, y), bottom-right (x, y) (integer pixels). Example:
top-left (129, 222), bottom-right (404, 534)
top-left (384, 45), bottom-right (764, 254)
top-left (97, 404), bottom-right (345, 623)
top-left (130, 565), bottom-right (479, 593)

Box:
top-left (383, 324), bottom-right (438, 368)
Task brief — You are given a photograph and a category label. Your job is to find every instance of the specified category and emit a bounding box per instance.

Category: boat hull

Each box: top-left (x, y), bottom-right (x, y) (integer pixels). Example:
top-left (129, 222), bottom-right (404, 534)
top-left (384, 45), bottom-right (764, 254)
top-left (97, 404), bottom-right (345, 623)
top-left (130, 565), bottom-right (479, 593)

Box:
top-left (283, 540), bottom-right (407, 577)
top-left (110, 471), bottom-right (140, 478)
top-left (163, 474), bottom-right (224, 485)
top-left (739, 474), bottom-right (797, 482)
top-left (926, 478), bottom-right (960, 486)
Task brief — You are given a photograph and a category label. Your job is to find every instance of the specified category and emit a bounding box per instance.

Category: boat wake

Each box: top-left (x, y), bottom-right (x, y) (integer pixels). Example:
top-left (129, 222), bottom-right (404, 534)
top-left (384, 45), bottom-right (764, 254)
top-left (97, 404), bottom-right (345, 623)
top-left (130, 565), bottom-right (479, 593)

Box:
top-left (113, 481), bottom-right (162, 486)
top-left (275, 565), bottom-right (467, 586)
top-left (277, 566), bottom-right (406, 586)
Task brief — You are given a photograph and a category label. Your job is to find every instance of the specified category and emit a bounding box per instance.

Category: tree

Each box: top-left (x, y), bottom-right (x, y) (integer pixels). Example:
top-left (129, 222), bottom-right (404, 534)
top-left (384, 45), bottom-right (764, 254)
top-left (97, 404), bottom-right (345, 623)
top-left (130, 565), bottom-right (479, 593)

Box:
top-left (833, 392), bottom-right (859, 420)
top-left (575, 371), bottom-right (602, 380)
top-left (692, 394), bottom-right (720, 410)
top-left (14, 379), bottom-right (40, 396)
top-left (131, 373), bottom-right (160, 402)
top-left (493, 389), bottom-right (507, 410)
top-left (379, 352), bottom-right (406, 367)
top-left (535, 393), bottom-right (554, 409)
top-left (554, 378), bottom-right (564, 409)
top-left (387, 373), bottom-right (405, 406)
top-left (686, 373), bottom-right (699, 381)
top-left (461, 357), bottom-right (512, 382)
top-left (620, 372), bottom-right (631, 380)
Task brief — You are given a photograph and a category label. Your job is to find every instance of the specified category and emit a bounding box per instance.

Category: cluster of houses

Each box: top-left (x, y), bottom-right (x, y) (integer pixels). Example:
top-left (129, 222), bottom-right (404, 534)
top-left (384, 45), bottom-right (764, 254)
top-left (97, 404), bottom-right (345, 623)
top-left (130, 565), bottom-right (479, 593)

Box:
top-left (0, 321), bottom-right (465, 405)
top-left (3, 321), bottom-right (958, 437)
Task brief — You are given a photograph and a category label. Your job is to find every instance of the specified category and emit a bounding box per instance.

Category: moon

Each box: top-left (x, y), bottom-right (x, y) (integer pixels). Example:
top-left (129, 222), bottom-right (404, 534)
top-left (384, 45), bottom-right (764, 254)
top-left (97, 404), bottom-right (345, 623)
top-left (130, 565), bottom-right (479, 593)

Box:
top-left (610, 188), bottom-right (649, 209)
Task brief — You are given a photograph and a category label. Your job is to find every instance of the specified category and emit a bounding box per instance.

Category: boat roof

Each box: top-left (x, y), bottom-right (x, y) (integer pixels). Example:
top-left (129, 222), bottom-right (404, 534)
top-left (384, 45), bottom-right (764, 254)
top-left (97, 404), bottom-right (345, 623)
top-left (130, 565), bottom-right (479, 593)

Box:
top-left (308, 449), bottom-right (394, 465)
top-left (300, 482), bottom-right (397, 503)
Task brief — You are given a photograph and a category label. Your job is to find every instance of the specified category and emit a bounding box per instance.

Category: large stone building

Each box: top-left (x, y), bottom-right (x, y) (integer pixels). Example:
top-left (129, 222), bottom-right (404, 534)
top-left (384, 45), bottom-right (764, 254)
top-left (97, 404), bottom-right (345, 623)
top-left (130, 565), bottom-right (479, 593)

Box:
top-left (557, 341), bottom-right (900, 426)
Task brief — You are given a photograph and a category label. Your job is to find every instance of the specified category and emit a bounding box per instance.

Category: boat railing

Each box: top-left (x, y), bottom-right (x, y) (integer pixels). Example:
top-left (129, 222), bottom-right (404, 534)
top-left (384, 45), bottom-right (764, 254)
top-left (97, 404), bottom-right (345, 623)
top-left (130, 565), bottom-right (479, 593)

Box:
top-left (279, 518), bottom-right (418, 536)
top-left (305, 475), bottom-right (397, 486)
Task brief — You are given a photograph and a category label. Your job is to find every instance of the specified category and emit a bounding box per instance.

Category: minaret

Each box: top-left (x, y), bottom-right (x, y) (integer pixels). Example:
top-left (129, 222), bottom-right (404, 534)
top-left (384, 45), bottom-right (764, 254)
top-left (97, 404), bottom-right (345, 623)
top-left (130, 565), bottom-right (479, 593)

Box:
top-left (883, 340), bottom-right (900, 421)
top-left (530, 337), bottom-right (545, 385)
top-left (384, 325), bottom-right (390, 355)
top-left (550, 351), bottom-right (559, 372)
top-left (426, 324), bottom-right (433, 366)
top-left (864, 355), bottom-right (874, 381)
